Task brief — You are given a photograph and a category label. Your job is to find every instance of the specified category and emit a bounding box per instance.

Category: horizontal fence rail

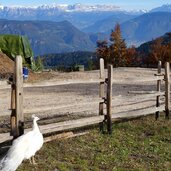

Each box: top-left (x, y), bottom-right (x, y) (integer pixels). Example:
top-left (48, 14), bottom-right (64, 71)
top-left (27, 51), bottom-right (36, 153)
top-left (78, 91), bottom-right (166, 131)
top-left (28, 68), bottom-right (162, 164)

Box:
top-left (112, 75), bottom-right (164, 84)
top-left (0, 105), bottom-right (165, 144)
top-left (0, 115), bottom-right (104, 143)
top-left (111, 105), bottom-right (165, 120)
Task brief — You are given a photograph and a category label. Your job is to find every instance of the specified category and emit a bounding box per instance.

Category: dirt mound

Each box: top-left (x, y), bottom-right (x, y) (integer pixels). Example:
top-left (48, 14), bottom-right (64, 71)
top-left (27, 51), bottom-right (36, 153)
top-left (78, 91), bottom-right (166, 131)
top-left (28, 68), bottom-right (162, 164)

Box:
top-left (0, 52), bottom-right (14, 79)
top-left (0, 52), bottom-right (54, 82)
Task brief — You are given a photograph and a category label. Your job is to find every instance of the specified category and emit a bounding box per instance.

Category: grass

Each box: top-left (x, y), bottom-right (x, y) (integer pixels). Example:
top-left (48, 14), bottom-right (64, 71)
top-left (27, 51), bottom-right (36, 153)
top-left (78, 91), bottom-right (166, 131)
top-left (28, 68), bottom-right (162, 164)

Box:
top-left (17, 114), bottom-right (171, 171)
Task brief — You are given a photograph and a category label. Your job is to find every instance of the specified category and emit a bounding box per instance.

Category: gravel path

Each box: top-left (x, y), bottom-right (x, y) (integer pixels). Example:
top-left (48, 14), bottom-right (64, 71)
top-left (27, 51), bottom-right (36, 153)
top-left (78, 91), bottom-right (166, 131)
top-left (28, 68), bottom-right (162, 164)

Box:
top-left (0, 68), bottom-right (164, 118)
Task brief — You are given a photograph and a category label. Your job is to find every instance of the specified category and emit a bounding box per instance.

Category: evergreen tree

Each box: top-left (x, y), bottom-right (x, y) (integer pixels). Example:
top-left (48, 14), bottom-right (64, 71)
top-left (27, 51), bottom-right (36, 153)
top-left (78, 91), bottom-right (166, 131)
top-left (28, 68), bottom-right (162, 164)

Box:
top-left (109, 23), bottom-right (127, 67)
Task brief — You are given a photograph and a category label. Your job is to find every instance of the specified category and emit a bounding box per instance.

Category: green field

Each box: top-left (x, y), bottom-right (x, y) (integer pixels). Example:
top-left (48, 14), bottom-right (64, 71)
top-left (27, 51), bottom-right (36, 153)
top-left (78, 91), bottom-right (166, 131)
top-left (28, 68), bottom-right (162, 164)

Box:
top-left (18, 114), bottom-right (171, 171)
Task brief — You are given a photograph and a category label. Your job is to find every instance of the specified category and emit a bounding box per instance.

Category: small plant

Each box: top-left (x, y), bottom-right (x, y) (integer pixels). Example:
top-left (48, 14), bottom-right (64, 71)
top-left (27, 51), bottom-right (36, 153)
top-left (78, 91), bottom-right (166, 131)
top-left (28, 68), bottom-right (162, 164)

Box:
top-left (87, 59), bottom-right (93, 70)
top-left (32, 56), bottom-right (44, 72)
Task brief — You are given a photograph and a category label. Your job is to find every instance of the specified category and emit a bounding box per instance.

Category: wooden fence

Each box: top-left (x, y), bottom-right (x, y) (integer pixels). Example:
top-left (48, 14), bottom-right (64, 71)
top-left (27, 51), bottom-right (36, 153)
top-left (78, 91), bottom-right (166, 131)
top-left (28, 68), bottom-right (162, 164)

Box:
top-left (0, 57), bottom-right (170, 143)
top-left (99, 59), bottom-right (169, 134)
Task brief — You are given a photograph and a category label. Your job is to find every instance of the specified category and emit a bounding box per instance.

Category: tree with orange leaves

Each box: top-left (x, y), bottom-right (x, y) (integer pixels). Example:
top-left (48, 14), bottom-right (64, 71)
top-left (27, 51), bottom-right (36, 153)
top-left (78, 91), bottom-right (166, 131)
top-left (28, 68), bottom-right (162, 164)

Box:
top-left (146, 37), bottom-right (171, 67)
top-left (96, 23), bottom-right (140, 67)
top-left (109, 23), bottom-right (127, 67)
top-left (126, 46), bottom-right (139, 66)
top-left (96, 40), bottom-right (110, 67)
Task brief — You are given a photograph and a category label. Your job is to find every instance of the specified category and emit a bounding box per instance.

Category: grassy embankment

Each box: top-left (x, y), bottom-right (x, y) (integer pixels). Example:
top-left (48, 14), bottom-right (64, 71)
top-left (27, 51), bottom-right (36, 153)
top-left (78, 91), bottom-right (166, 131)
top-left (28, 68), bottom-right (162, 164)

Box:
top-left (17, 114), bottom-right (171, 171)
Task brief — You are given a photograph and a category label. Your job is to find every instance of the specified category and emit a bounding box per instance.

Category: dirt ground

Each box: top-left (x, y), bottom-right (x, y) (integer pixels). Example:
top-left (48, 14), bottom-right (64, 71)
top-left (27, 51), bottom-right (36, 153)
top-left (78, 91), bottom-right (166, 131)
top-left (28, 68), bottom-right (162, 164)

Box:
top-left (0, 52), bottom-right (14, 80)
top-left (0, 67), bottom-right (164, 122)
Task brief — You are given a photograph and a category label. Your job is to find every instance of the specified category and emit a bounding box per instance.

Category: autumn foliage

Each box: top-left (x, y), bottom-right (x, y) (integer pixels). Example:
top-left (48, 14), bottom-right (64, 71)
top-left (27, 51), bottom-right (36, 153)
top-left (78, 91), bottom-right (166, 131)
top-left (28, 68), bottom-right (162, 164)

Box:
top-left (96, 23), bottom-right (137, 67)
top-left (96, 23), bottom-right (171, 68)
top-left (145, 37), bottom-right (171, 67)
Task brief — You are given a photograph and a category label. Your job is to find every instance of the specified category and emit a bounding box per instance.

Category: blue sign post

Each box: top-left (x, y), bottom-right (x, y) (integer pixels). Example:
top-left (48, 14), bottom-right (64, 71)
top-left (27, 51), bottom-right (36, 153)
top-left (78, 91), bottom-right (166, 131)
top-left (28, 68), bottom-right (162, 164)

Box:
top-left (23, 67), bottom-right (29, 81)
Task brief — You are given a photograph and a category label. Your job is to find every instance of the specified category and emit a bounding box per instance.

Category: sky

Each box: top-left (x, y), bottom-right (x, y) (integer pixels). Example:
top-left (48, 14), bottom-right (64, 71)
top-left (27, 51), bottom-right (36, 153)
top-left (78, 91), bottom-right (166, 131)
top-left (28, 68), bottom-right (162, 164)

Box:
top-left (0, 0), bottom-right (170, 10)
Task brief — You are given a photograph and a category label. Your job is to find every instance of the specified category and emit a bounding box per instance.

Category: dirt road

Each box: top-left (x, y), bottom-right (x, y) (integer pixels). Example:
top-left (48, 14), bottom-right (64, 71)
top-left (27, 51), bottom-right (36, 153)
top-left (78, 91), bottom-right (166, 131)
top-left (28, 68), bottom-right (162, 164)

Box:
top-left (0, 68), bottom-right (164, 119)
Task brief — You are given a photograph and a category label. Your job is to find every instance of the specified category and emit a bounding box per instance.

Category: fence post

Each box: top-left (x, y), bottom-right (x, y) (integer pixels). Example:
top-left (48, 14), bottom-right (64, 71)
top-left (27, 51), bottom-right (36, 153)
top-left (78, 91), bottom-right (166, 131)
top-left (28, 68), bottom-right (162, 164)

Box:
top-left (10, 82), bottom-right (17, 136)
top-left (99, 58), bottom-right (105, 132)
top-left (165, 62), bottom-right (170, 119)
top-left (99, 58), bottom-right (105, 97)
top-left (15, 55), bottom-right (24, 136)
top-left (156, 61), bottom-right (161, 120)
top-left (106, 65), bottom-right (113, 134)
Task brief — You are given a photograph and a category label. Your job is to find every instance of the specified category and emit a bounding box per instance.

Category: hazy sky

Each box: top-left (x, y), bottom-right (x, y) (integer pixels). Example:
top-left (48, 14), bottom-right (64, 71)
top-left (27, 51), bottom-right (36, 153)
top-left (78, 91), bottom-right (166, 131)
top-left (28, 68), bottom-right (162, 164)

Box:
top-left (0, 0), bottom-right (170, 10)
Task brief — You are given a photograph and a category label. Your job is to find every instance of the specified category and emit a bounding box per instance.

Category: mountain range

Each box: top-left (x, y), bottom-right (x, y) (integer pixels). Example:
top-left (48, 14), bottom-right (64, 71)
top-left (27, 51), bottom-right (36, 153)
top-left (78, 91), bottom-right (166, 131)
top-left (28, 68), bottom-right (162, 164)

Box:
top-left (82, 12), bottom-right (138, 33)
top-left (121, 12), bottom-right (171, 45)
top-left (0, 4), bottom-right (144, 29)
top-left (83, 11), bottom-right (171, 46)
top-left (0, 4), bottom-right (170, 55)
top-left (150, 4), bottom-right (171, 12)
top-left (0, 19), bottom-right (95, 55)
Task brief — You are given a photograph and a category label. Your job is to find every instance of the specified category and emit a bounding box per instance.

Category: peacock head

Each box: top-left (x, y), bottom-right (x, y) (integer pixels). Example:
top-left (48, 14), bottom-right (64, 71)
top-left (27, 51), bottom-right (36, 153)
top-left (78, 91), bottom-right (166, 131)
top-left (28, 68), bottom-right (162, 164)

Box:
top-left (32, 114), bottom-right (40, 121)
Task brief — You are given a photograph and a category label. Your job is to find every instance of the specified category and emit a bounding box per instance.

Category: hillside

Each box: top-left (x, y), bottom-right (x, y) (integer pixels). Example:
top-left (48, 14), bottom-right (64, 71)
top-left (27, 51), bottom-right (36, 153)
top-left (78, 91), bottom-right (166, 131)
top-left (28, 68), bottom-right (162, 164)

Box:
top-left (137, 32), bottom-right (171, 53)
top-left (0, 52), bottom-right (54, 82)
top-left (41, 51), bottom-right (96, 70)
top-left (0, 52), bottom-right (14, 79)
top-left (120, 12), bottom-right (171, 46)
top-left (0, 19), bottom-right (95, 56)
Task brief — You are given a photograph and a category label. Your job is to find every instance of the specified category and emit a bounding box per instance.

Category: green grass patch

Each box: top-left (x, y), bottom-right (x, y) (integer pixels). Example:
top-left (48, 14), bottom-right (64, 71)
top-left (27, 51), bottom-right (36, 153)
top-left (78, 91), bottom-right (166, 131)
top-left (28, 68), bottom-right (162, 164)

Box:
top-left (18, 115), bottom-right (171, 171)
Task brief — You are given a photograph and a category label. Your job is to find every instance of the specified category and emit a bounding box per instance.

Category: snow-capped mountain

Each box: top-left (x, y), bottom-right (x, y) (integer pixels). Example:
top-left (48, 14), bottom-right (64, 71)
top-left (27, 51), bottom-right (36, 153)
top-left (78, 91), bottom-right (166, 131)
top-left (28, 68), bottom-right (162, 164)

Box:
top-left (0, 4), bottom-right (147, 15)
top-left (64, 4), bottom-right (121, 12)
top-left (150, 4), bottom-right (171, 12)
top-left (0, 4), bottom-right (121, 12)
top-left (0, 4), bottom-right (145, 29)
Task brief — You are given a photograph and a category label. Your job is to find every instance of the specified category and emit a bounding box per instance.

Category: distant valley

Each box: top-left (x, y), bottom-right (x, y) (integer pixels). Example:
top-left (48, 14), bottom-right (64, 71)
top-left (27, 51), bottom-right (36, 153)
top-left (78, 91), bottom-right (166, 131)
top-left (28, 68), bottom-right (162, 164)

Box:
top-left (0, 4), bottom-right (170, 55)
